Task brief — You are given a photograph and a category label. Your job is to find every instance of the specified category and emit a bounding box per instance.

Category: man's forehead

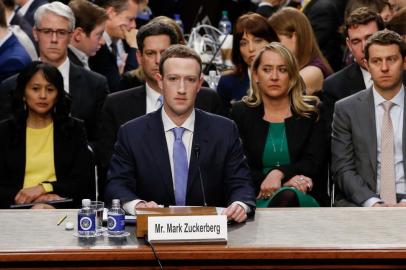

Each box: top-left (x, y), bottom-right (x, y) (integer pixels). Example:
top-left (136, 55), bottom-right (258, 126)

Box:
top-left (368, 44), bottom-right (401, 57)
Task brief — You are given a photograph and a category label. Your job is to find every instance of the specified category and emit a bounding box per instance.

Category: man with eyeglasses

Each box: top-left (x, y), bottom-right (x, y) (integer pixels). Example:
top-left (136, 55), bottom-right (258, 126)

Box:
top-left (105, 45), bottom-right (255, 223)
top-left (0, 1), bottom-right (109, 144)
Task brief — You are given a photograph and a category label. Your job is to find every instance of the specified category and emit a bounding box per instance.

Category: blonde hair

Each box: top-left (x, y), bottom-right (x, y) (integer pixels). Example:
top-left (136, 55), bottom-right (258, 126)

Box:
top-left (243, 42), bottom-right (319, 118)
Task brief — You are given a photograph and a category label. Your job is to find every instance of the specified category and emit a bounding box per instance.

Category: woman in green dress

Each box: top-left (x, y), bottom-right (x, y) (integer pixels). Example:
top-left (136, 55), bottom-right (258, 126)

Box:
top-left (230, 42), bottom-right (329, 207)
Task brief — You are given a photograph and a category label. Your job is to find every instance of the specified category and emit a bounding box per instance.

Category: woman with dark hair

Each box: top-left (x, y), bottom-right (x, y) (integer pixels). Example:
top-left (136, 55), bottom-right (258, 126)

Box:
top-left (269, 8), bottom-right (333, 95)
top-left (230, 43), bottom-right (329, 207)
top-left (0, 61), bottom-right (93, 209)
top-left (217, 12), bottom-right (278, 111)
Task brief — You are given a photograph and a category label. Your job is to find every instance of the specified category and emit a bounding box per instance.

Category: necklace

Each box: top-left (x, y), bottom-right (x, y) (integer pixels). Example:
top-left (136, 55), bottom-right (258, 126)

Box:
top-left (269, 125), bottom-right (286, 167)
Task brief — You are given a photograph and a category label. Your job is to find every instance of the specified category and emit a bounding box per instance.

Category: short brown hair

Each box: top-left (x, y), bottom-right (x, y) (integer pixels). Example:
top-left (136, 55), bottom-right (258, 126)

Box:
top-left (159, 45), bottom-right (202, 75)
top-left (345, 0), bottom-right (392, 19)
top-left (364, 29), bottom-right (406, 60)
top-left (69, 0), bottom-right (107, 36)
top-left (94, 0), bottom-right (138, 13)
top-left (344, 7), bottom-right (385, 37)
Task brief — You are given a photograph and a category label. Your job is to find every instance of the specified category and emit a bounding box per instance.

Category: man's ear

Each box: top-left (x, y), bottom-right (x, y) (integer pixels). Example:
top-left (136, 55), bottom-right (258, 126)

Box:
top-left (363, 58), bottom-right (370, 72)
top-left (136, 49), bottom-right (142, 65)
top-left (105, 6), bottom-right (116, 19)
top-left (345, 37), bottom-right (352, 53)
top-left (156, 72), bottom-right (163, 90)
top-left (72, 27), bottom-right (84, 43)
top-left (33, 27), bottom-right (38, 42)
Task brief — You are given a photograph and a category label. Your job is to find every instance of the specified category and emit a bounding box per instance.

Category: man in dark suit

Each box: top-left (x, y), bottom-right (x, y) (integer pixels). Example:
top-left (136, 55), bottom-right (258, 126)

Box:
top-left (15, 0), bottom-right (48, 26)
top-left (89, 0), bottom-right (138, 92)
top-left (332, 30), bottom-right (406, 206)
top-left (106, 45), bottom-right (255, 222)
top-left (303, 0), bottom-right (346, 72)
top-left (68, 0), bottom-right (107, 70)
top-left (255, 0), bottom-right (281, 18)
top-left (97, 21), bottom-right (224, 169)
top-left (322, 8), bottom-right (387, 135)
top-left (0, 2), bottom-right (108, 142)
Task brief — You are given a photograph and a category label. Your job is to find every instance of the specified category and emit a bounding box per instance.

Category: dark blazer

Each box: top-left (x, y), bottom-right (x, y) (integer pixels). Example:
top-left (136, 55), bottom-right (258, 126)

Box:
top-left (22, 0), bottom-right (48, 26)
top-left (255, 4), bottom-right (278, 18)
top-left (0, 117), bottom-right (94, 208)
top-left (0, 62), bottom-right (109, 142)
top-left (0, 34), bottom-right (31, 84)
top-left (217, 70), bottom-right (250, 112)
top-left (105, 108), bottom-right (256, 210)
top-left (230, 102), bottom-right (329, 205)
top-left (67, 48), bottom-right (84, 68)
top-left (9, 13), bottom-right (35, 43)
top-left (89, 43), bottom-right (137, 93)
top-left (96, 85), bottom-right (225, 168)
top-left (303, 0), bottom-right (344, 72)
top-left (332, 87), bottom-right (406, 206)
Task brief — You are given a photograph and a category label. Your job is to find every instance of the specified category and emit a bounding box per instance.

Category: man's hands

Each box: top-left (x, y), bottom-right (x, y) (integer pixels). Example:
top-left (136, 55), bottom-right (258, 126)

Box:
top-left (222, 203), bottom-right (247, 223)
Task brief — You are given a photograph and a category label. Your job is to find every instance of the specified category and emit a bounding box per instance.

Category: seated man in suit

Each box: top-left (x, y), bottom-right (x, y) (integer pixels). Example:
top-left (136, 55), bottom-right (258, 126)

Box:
top-left (0, 1), bottom-right (109, 143)
top-left (332, 30), bottom-right (406, 206)
top-left (89, 0), bottom-right (139, 92)
top-left (68, 0), bottom-right (107, 70)
top-left (322, 8), bottom-right (386, 136)
top-left (97, 21), bottom-right (224, 171)
top-left (105, 45), bottom-right (256, 222)
top-left (15, 0), bottom-right (48, 26)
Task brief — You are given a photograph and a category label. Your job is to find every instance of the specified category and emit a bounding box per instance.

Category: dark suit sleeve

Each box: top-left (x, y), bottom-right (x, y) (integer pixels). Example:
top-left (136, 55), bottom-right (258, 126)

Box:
top-left (331, 101), bottom-right (376, 205)
top-left (229, 105), bottom-right (266, 193)
top-left (277, 115), bottom-right (327, 184)
top-left (105, 126), bottom-right (139, 203)
top-left (52, 121), bottom-right (94, 204)
top-left (89, 74), bottom-right (109, 146)
top-left (224, 122), bottom-right (256, 211)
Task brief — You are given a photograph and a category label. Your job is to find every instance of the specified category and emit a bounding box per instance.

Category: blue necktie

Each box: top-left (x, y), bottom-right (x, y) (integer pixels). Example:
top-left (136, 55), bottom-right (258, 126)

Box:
top-left (172, 127), bottom-right (188, 206)
top-left (157, 95), bottom-right (164, 108)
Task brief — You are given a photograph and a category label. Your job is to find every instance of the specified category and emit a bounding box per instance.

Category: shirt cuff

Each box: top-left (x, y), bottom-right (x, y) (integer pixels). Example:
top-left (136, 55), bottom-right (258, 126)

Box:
top-left (362, 197), bottom-right (382, 207)
top-left (123, 199), bottom-right (145, 215)
top-left (41, 183), bottom-right (53, 193)
top-left (232, 201), bottom-right (250, 214)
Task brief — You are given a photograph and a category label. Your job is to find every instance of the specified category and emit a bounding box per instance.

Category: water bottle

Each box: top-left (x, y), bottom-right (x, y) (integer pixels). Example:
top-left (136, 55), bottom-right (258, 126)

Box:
top-left (174, 14), bottom-right (184, 34)
top-left (218, 11), bottom-right (232, 35)
top-left (208, 70), bottom-right (218, 90)
top-left (78, 199), bottom-right (96, 237)
top-left (107, 199), bottom-right (125, 235)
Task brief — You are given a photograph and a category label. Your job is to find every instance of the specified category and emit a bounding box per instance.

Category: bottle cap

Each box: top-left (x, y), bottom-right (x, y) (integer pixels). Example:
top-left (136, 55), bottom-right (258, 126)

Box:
top-left (174, 14), bottom-right (180, 20)
top-left (82, 199), bottom-right (91, 207)
top-left (222, 10), bottom-right (228, 16)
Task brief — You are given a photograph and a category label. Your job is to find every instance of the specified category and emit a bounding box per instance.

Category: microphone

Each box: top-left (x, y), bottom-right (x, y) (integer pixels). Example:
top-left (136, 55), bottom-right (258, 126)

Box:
top-left (193, 144), bottom-right (207, 207)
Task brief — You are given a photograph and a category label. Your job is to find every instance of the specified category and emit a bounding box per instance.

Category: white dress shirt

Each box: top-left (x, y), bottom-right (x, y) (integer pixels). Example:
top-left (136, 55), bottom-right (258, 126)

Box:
top-left (145, 83), bottom-right (163, 113)
top-left (57, 57), bottom-right (70, 93)
top-left (363, 85), bottom-right (405, 207)
top-left (360, 67), bottom-right (373, 89)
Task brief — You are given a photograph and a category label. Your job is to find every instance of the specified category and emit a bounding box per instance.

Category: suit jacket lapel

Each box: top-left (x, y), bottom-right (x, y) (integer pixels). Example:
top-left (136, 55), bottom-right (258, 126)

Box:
top-left (133, 86), bottom-right (147, 116)
top-left (146, 109), bottom-right (175, 203)
top-left (359, 88), bottom-right (377, 184)
top-left (68, 63), bottom-right (82, 113)
top-left (186, 109), bottom-right (210, 200)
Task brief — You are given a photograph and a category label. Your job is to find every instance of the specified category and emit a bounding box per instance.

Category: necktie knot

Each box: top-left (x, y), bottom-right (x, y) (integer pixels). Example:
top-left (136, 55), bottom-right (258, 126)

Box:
top-left (172, 127), bottom-right (185, 141)
top-left (382, 101), bottom-right (394, 112)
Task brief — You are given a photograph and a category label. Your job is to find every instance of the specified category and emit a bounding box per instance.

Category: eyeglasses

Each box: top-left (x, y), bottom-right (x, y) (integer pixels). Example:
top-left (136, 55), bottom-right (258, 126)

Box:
top-left (36, 28), bottom-right (72, 39)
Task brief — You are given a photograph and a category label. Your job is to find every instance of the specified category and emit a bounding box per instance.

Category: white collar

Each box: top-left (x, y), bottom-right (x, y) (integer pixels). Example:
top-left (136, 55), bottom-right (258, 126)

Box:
top-left (103, 31), bottom-right (113, 47)
top-left (68, 45), bottom-right (89, 66)
top-left (258, 2), bottom-right (274, 7)
top-left (146, 82), bottom-right (162, 103)
top-left (373, 84), bottom-right (405, 109)
top-left (162, 107), bottom-right (195, 133)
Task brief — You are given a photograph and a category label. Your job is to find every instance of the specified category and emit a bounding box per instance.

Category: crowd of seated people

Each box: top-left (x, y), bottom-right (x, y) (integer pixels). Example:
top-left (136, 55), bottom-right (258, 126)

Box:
top-left (0, 0), bottom-right (405, 214)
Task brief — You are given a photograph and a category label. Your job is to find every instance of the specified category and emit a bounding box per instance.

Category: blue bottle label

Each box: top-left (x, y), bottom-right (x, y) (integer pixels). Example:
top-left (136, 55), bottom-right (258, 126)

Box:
top-left (107, 214), bottom-right (125, 232)
top-left (78, 213), bottom-right (96, 232)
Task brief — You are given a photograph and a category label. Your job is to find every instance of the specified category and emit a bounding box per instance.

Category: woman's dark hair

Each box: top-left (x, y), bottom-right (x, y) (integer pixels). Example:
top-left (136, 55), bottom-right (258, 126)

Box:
top-left (11, 61), bottom-right (72, 129)
top-left (231, 12), bottom-right (278, 77)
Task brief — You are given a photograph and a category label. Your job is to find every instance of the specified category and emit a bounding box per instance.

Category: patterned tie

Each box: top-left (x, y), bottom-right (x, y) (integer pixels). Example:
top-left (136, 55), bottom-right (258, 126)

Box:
top-left (380, 101), bottom-right (396, 204)
top-left (172, 127), bottom-right (188, 205)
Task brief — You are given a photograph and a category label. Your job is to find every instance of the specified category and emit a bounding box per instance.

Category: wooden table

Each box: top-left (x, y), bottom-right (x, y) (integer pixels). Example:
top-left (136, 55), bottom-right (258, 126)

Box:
top-left (1, 208), bottom-right (406, 269)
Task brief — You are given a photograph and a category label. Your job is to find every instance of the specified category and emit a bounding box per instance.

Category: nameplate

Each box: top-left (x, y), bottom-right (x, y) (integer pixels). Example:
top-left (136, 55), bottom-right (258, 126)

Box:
top-left (147, 215), bottom-right (227, 244)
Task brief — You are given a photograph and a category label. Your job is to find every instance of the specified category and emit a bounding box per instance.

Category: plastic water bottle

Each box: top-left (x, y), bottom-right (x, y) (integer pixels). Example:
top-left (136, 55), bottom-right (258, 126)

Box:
top-left (107, 199), bottom-right (125, 235)
top-left (218, 11), bottom-right (232, 35)
top-left (208, 70), bottom-right (218, 90)
top-left (174, 14), bottom-right (184, 34)
top-left (78, 199), bottom-right (96, 237)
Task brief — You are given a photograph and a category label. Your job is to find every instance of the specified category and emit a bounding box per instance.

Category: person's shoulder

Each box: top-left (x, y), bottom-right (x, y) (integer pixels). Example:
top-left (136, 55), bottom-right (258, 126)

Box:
top-left (76, 65), bottom-right (107, 82)
top-left (336, 88), bottom-right (369, 108)
top-left (196, 108), bottom-right (234, 128)
top-left (107, 85), bottom-right (144, 102)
